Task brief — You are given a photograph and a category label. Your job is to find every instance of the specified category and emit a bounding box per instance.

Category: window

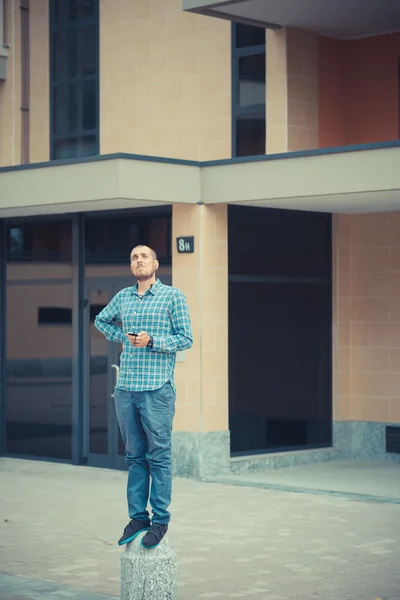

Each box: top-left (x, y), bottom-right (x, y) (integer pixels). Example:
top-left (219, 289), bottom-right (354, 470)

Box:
top-left (7, 222), bottom-right (72, 262)
top-left (38, 307), bottom-right (72, 325)
top-left (50, 0), bottom-right (99, 160)
top-left (232, 23), bottom-right (266, 158)
top-left (85, 214), bottom-right (172, 266)
top-left (38, 305), bottom-right (103, 325)
top-left (228, 206), bottom-right (332, 455)
top-left (5, 219), bottom-right (73, 460)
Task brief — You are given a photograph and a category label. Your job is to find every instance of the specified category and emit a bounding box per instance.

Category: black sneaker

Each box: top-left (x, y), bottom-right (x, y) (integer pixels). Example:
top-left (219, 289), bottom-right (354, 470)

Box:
top-left (118, 519), bottom-right (150, 546)
top-left (141, 523), bottom-right (168, 549)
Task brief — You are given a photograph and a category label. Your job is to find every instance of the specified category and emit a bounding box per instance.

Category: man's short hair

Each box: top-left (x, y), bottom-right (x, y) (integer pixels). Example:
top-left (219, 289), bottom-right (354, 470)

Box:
top-left (131, 245), bottom-right (158, 260)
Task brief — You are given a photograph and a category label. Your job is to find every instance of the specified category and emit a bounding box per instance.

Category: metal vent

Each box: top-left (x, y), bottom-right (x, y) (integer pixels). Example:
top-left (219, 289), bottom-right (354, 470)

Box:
top-left (386, 426), bottom-right (400, 454)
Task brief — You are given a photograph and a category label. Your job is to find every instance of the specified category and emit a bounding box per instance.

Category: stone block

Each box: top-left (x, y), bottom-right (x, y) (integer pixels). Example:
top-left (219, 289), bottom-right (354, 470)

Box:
top-left (121, 533), bottom-right (177, 600)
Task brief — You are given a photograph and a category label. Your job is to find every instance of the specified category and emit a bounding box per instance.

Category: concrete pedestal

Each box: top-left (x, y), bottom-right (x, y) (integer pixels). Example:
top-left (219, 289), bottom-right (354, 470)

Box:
top-left (121, 533), bottom-right (177, 600)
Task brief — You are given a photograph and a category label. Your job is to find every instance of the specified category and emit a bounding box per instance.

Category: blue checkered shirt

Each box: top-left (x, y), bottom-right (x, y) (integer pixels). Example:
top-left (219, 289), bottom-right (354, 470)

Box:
top-left (94, 279), bottom-right (193, 392)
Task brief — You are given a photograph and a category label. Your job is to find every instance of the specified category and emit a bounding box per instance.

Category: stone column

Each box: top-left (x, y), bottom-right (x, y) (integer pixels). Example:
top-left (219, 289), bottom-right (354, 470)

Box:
top-left (171, 203), bottom-right (230, 479)
top-left (121, 534), bottom-right (177, 600)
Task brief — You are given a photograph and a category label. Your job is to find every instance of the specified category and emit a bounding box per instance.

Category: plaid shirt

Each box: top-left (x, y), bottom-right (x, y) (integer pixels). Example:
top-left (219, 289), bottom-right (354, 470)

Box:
top-left (94, 279), bottom-right (193, 392)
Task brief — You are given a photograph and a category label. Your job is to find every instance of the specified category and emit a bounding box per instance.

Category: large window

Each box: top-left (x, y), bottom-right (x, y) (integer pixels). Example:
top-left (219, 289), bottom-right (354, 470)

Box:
top-left (5, 220), bottom-right (73, 459)
top-left (50, 0), bottom-right (99, 160)
top-left (232, 23), bottom-right (266, 157)
top-left (228, 206), bottom-right (332, 455)
top-left (1, 208), bottom-right (172, 465)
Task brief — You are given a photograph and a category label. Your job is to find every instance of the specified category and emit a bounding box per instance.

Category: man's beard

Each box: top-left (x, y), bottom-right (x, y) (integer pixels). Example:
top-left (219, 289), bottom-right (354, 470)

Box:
top-left (136, 268), bottom-right (155, 282)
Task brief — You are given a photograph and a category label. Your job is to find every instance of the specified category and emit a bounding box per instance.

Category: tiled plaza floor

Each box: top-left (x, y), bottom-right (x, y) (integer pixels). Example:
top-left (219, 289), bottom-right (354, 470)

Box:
top-left (1, 458), bottom-right (399, 599)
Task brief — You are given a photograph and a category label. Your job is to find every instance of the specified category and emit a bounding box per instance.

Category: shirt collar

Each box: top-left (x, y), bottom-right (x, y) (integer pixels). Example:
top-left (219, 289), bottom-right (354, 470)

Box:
top-left (131, 278), bottom-right (160, 296)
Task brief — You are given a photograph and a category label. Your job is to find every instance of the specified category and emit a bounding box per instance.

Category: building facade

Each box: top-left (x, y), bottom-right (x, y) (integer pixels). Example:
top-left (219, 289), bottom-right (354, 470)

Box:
top-left (0, 0), bottom-right (399, 477)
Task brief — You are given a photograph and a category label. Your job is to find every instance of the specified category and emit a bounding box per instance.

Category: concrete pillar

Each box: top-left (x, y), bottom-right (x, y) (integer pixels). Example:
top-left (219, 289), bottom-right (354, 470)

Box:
top-left (171, 203), bottom-right (230, 479)
top-left (121, 534), bottom-right (177, 600)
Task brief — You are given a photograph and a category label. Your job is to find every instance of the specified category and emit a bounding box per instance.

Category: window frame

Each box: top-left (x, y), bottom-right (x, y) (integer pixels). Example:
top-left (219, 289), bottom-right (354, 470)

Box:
top-left (49, 0), bottom-right (100, 161)
top-left (231, 22), bottom-right (266, 158)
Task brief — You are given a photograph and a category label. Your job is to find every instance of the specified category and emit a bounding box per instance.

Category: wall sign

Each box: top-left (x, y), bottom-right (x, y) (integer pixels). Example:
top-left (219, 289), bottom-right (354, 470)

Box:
top-left (176, 236), bottom-right (194, 253)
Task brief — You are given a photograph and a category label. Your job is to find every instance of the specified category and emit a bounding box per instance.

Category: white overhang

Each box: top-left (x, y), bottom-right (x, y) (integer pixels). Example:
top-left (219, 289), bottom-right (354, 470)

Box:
top-left (182, 0), bottom-right (400, 40)
top-left (201, 143), bottom-right (400, 213)
top-left (1, 144), bottom-right (400, 217)
top-left (0, 155), bottom-right (200, 218)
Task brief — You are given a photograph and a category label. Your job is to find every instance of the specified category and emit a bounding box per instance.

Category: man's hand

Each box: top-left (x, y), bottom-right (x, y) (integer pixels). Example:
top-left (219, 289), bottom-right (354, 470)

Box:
top-left (127, 331), bottom-right (150, 348)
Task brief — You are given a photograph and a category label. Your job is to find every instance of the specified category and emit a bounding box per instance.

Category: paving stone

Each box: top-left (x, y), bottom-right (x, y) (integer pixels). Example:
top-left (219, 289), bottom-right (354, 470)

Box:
top-left (0, 458), bottom-right (400, 600)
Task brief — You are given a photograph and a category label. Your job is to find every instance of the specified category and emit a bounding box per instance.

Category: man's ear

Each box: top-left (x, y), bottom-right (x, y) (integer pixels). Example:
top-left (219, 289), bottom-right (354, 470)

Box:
top-left (154, 259), bottom-right (159, 271)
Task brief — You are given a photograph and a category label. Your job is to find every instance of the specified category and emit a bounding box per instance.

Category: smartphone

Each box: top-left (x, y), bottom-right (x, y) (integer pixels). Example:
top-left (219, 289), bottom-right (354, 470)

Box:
top-left (127, 332), bottom-right (138, 336)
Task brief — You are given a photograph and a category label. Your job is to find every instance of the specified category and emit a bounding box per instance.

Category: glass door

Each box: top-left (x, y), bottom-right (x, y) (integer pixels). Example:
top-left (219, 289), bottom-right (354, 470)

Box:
top-left (83, 279), bottom-right (129, 469)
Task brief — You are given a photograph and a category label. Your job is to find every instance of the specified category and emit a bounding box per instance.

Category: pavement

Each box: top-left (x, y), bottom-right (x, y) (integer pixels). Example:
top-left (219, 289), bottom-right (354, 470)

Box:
top-left (1, 457), bottom-right (400, 600)
top-left (209, 458), bottom-right (400, 504)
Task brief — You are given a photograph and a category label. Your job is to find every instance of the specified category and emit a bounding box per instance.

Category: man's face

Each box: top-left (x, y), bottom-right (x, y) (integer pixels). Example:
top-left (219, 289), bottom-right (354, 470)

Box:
top-left (130, 246), bottom-right (158, 281)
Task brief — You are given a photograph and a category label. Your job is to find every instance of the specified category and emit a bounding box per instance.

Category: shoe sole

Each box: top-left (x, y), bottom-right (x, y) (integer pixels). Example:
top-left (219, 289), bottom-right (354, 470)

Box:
top-left (118, 526), bottom-right (150, 546)
top-left (140, 538), bottom-right (161, 550)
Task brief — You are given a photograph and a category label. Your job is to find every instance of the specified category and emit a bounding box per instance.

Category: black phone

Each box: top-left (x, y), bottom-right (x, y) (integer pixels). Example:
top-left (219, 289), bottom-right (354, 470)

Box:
top-left (127, 332), bottom-right (138, 336)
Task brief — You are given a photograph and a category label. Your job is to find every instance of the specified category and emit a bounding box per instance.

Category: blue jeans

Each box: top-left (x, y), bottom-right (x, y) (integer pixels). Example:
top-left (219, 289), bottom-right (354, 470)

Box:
top-left (114, 383), bottom-right (175, 525)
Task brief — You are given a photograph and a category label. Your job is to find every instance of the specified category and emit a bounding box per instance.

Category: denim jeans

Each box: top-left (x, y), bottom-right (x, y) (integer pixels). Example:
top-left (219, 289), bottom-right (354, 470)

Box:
top-left (114, 383), bottom-right (175, 525)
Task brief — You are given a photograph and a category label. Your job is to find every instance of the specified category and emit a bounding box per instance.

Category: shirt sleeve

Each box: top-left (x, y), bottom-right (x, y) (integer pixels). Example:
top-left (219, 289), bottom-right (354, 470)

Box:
top-left (151, 290), bottom-right (193, 354)
top-left (94, 292), bottom-right (126, 344)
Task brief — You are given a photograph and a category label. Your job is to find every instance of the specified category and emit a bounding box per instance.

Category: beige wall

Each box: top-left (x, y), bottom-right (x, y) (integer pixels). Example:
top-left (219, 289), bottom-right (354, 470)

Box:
top-left (99, 0), bottom-right (231, 161)
top-left (172, 203), bottom-right (228, 433)
top-left (0, 0), bottom-right (49, 167)
top-left (319, 33), bottom-right (400, 149)
top-left (266, 28), bottom-right (319, 154)
top-left (30, 0), bottom-right (50, 163)
top-left (334, 212), bottom-right (400, 424)
top-left (0, 0), bottom-right (22, 166)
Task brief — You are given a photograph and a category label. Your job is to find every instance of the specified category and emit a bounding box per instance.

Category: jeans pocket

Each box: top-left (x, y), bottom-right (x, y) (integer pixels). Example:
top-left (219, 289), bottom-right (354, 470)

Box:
top-left (144, 385), bottom-right (175, 438)
top-left (165, 382), bottom-right (176, 399)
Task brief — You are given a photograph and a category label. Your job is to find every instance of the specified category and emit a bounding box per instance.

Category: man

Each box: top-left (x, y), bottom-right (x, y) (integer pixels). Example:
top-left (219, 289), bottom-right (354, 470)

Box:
top-left (94, 245), bottom-right (193, 549)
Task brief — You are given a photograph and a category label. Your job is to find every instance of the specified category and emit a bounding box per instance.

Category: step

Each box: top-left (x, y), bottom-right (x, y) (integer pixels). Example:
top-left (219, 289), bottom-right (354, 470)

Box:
top-left (229, 446), bottom-right (344, 474)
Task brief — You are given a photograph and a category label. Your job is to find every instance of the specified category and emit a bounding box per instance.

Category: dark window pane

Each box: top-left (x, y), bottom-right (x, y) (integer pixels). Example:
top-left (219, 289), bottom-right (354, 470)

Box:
top-left (235, 23), bottom-right (265, 49)
top-left (54, 85), bottom-right (78, 134)
top-left (238, 53), bottom-right (266, 107)
top-left (82, 81), bottom-right (97, 129)
top-left (85, 216), bottom-right (172, 265)
top-left (229, 280), bottom-right (331, 453)
top-left (54, 0), bottom-right (96, 24)
top-left (6, 222), bottom-right (72, 263)
top-left (54, 81), bottom-right (97, 136)
top-left (6, 284), bottom-right (73, 460)
top-left (50, 1), bottom-right (98, 161)
top-left (85, 220), bottom-right (139, 264)
top-left (8, 228), bottom-right (24, 257)
top-left (53, 135), bottom-right (97, 159)
top-left (54, 0), bottom-right (70, 24)
top-left (71, 0), bottom-right (96, 21)
top-left (38, 307), bottom-right (72, 325)
top-left (6, 220), bottom-right (73, 460)
top-left (53, 26), bottom-right (96, 81)
top-left (236, 115), bottom-right (265, 157)
top-left (228, 206), bottom-right (332, 279)
top-left (84, 211), bottom-right (172, 282)
top-left (228, 208), bottom-right (332, 455)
